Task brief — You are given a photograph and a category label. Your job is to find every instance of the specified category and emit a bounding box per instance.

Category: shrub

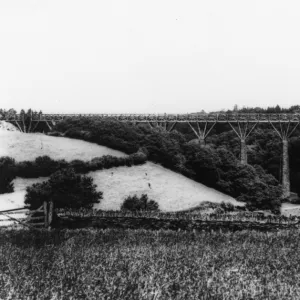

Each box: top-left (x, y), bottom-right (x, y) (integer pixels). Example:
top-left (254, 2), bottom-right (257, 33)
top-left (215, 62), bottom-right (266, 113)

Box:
top-left (25, 168), bottom-right (102, 210)
top-left (0, 156), bottom-right (16, 194)
top-left (220, 201), bottom-right (235, 212)
top-left (121, 194), bottom-right (159, 211)
top-left (214, 207), bottom-right (225, 214)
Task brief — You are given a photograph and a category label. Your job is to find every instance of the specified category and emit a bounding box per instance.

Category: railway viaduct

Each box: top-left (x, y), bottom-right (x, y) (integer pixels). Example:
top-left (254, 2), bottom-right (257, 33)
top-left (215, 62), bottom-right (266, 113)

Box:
top-left (3, 112), bottom-right (300, 199)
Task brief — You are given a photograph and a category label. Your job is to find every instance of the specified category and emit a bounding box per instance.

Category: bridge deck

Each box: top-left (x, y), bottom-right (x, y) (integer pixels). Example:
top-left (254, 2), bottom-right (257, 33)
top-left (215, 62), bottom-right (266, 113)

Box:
top-left (3, 113), bottom-right (300, 122)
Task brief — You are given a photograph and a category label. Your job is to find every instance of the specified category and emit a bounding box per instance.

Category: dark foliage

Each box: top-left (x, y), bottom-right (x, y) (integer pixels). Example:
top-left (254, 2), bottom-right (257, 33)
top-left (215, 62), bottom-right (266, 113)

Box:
top-left (25, 168), bottom-right (102, 210)
top-left (52, 117), bottom-right (282, 211)
top-left (3, 151), bottom-right (147, 179)
top-left (121, 194), bottom-right (159, 212)
top-left (1, 108), bottom-right (44, 132)
top-left (0, 157), bottom-right (15, 194)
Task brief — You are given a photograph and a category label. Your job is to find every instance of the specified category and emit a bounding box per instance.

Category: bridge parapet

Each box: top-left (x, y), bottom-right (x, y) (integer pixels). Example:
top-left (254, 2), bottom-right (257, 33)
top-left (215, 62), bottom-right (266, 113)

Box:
top-left (3, 113), bottom-right (300, 122)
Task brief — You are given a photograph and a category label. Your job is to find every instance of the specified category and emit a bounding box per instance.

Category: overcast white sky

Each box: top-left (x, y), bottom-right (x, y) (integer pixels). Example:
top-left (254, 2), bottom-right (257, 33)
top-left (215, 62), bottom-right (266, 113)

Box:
top-left (1, 0), bottom-right (300, 114)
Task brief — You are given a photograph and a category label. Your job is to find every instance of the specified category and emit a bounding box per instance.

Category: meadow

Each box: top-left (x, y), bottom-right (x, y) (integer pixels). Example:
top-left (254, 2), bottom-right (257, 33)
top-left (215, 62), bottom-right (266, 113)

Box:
top-left (0, 130), bottom-right (126, 162)
top-left (1, 229), bottom-right (300, 299)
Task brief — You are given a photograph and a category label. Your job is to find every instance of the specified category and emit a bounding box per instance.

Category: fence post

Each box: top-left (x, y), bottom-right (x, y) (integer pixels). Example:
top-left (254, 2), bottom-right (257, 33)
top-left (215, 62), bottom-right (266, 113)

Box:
top-left (44, 201), bottom-right (48, 229)
top-left (48, 201), bottom-right (53, 231)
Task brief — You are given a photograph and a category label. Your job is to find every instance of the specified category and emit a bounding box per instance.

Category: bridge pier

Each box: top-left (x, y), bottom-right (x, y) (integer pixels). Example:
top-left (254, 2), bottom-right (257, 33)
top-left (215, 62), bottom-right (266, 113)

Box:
top-left (148, 121), bottom-right (177, 132)
top-left (282, 138), bottom-right (290, 199)
top-left (269, 121), bottom-right (299, 199)
top-left (188, 121), bottom-right (216, 146)
top-left (198, 136), bottom-right (205, 146)
top-left (228, 122), bottom-right (257, 165)
top-left (240, 138), bottom-right (247, 165)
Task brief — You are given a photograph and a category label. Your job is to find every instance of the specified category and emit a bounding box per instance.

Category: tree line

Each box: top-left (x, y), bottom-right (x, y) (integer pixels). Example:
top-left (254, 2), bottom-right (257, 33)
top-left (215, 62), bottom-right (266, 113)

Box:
top-left (52, 116), bottom-right (282, 212)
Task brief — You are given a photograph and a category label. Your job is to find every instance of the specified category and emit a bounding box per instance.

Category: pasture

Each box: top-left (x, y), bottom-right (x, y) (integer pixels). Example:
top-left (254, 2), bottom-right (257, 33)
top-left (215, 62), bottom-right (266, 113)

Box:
top-left (0, 163), bottom-right (241, 214)
top-left (0, 130), bottom-right (126, 161)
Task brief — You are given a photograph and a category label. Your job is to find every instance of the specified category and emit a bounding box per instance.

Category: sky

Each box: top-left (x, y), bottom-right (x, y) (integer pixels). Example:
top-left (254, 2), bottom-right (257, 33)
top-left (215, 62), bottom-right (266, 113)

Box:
top-left (1, 0), bottom-right (300, 114)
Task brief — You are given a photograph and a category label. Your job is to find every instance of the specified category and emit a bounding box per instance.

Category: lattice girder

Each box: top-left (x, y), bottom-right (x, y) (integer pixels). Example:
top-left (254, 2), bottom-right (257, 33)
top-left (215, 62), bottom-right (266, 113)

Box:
top-left (269, 121), bottom-right (300, 140)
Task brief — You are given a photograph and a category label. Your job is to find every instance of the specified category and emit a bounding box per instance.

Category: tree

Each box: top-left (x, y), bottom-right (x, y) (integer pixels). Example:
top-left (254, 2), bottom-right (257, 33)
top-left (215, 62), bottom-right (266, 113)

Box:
top-left (121, 194), bottom-right (159, 211)
top-left (6, 108), bottom-right (17, 120)
top-left (25, 168), bottom-right (102, 209)
top-left (0, 157), bottom-right (16, 194)
top-left (184, 144), bottom-right (220, 187)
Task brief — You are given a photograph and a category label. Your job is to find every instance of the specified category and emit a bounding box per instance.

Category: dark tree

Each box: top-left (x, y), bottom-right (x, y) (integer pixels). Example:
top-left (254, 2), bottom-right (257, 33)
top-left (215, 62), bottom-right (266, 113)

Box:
top-left (25, 168), bottom-right (102, 209)
top-left (0, 157), bottom-right (16, 194)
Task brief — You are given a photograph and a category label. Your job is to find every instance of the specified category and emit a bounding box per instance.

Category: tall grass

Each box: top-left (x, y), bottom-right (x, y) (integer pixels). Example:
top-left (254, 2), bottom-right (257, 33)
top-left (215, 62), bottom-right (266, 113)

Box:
top-left (1, 229), bottom-right (300, 299)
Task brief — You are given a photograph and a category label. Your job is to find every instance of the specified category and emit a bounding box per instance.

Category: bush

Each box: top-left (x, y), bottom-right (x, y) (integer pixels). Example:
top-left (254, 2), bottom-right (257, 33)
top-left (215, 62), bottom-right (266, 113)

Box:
top-left (220, 201), bottom-right (235, 212)
top-left (121, 194), bottom-right (159, 212)
top-left (25, 168), bottom-right (103, 210)
top-left (0, 157), bottom-right (16, 194)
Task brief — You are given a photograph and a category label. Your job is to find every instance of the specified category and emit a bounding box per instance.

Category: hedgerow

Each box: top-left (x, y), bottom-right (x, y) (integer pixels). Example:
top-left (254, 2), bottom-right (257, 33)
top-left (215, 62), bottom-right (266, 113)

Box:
top-left (0, 151), bottom-right (147, 182)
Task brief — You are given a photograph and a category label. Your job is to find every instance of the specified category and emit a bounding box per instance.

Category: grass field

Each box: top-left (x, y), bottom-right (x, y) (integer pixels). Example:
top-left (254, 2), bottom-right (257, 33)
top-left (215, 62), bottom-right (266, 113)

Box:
top-left (281, 203), bottom-right (300, 217)
top-left (1, 229), bottom-right (300, 299)
top-left (0, 163), bottom-right (241, 216)
top-left (90, 162), bottom-right (242, 211)
top-left (0, 130), bottom-right (126, 161)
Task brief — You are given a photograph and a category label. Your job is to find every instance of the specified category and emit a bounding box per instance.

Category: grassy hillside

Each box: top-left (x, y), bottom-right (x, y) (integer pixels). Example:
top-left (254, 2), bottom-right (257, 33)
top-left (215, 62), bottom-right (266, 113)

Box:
top-left (0, 130), bottom-right (126, 161)
top-left (0, 162), bottom-right (241, 214)
top-left (91, 162), bottom-right (242, 211)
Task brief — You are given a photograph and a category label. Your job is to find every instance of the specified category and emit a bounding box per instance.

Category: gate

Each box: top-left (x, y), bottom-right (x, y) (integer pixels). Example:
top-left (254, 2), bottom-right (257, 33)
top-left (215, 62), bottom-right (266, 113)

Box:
top-left (0, 201), bottom-right (54, 230)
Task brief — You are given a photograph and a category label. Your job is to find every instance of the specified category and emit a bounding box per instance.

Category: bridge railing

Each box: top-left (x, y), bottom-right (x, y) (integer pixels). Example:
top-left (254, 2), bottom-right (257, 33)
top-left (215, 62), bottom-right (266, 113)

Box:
top-left (3, 113), bottom-right (300, 122)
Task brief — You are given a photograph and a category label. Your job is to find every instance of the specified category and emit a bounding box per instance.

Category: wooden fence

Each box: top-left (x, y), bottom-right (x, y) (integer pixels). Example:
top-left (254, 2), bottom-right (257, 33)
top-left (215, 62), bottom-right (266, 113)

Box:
top-left (55, 209), bottom-right (300, 231)
top-left (1, 205), bottom-right (300, 231)
top-left (55, 208), bottom-right (300, 225)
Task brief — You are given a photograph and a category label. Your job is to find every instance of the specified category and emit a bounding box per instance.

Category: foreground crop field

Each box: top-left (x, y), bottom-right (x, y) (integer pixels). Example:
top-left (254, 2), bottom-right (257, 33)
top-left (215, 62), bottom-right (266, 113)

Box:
top-left (1, 229), bottom-right (300, 299)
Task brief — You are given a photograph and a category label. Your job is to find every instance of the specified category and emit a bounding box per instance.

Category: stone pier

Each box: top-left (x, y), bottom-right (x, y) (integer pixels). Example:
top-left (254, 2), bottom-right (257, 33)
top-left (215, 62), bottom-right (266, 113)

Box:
top-left (282, 138), bottom-right (290, 199)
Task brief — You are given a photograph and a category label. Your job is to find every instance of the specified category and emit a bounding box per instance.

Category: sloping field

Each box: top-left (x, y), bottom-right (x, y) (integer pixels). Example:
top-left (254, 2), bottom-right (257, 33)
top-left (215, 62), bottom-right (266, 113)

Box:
top-left (91, 162), bottom-right (243, 211)
top-left (0, 130), bottom-right (126, 161)
top-left (0, 177), bottom-right (47, 210)
top-left (0, 178), bottom-right (46, 227)
top-left (0, 121), bottom-right (19, 132)
top-left (281, 203), bottom-right (300, 217)
top-left (0, 163), bottom-right (242, 215)
top-left (0, 125), bottom-right (246, 226)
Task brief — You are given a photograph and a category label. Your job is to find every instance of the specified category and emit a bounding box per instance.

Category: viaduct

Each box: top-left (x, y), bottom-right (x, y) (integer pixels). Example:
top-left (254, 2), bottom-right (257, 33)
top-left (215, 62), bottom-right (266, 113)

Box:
top-left (3, 112), bottom-right (300, 199)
